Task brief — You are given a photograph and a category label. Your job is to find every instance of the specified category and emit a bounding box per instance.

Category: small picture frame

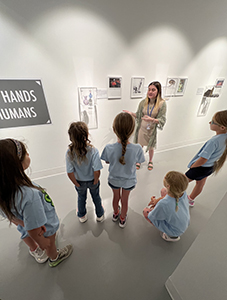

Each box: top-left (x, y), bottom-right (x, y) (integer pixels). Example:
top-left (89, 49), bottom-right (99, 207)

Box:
top-left (130, 77), bottom-right (145, 98)
top-left (164, 77), bottom-right (178, 97)
top-left (108, 76), bottom-right (122, 99)
top-left (175, 77), bottom-right (188, 96)
top-left (215, 78), bottom-right (225, 88)
top-left (78, 87), bottom-right (98, 129)
top-left (197, 96), bottom-right (211, 117)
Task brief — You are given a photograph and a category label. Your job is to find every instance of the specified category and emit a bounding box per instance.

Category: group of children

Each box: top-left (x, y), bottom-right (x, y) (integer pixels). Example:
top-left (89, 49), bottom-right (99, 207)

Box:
top-left (0, 110), bottom-right (227, 266)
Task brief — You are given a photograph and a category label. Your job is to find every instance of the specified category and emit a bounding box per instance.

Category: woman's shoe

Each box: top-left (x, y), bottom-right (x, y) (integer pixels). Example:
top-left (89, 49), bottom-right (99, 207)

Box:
top-left (148, 161), bottom-right (153, 171)
top-left (136, 163), bottom-right (141, 170)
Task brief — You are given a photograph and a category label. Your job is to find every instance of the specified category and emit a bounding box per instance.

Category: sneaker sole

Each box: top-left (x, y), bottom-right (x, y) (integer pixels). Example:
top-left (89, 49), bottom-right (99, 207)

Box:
top-left (161, 232), bottom-right (180, 242)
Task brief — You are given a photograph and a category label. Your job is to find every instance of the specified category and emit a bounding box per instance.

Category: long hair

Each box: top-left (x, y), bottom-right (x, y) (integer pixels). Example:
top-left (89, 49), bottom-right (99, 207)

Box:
top-left (68, 121), bottom-right (92, 164)
top-left (213, 110), bottom-right (227, 174)
top-left (0, 139), bottom-right (37, 222)
top-left (113, 112), bottom-right (135, 165)
top-left (164, 171), bottom-right (189, 212)
top-left (144, 81), bottom-right (164, 114)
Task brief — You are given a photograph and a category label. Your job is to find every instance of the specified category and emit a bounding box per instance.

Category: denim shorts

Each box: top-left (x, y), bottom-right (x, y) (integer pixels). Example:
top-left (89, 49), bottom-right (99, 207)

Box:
top-left (185, 166), bottom-right (213, 181)
top-left (108, 181), bottom-right (135, 191)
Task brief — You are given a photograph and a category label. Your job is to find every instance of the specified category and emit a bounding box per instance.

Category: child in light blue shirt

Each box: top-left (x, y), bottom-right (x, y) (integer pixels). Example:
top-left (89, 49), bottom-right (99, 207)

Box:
top-left (66, 122), bottom-right (104, 223)
top-left (185, 110), bottom-right (227, 207)
top-left (143, 171), bottom-right (190, 242)
top-left (101, 112), bottom-right (145, 228)
top-left (0, 139), bottom-right (73, 267)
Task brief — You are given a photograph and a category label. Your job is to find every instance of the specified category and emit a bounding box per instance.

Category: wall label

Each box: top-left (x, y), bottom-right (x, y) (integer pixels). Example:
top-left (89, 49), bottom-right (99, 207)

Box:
top-left (0, 79), bottom-right (51, 129)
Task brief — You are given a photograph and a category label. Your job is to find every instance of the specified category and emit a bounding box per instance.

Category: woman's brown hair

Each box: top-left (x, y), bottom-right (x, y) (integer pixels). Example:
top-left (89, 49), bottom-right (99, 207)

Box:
top-left (144, 81), bottom-right (164, 114)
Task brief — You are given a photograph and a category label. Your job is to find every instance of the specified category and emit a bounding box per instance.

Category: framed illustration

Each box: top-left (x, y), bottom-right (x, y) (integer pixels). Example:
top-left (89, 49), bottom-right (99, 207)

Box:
top-left (130, 77), bottom-right (145, 98)
top-left (164, 77), bottom-right (178, 97)
top-left (197, 96), bottom-right (211, 117)
top-left (78, 87), bottom-right (98, 129)
top-left (175, 77), bottom-right (188, 96)
top-left (108, 76), bottom-right (122, 99)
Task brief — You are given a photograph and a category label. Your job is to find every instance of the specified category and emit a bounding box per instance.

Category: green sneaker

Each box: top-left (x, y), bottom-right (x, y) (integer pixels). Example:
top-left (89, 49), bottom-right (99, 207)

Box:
top-left (49, 244), bottom-right (73, 267)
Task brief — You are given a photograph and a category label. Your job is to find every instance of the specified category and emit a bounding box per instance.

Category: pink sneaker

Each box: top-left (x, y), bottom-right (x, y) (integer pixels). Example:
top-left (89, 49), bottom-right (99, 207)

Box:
top-left (188, 195), bottom-right (195, 207)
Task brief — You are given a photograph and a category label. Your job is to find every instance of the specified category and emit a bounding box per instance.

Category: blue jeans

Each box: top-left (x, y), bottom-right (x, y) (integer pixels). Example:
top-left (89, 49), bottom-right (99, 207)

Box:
top-left (75, 180), bottom-right (104, 218)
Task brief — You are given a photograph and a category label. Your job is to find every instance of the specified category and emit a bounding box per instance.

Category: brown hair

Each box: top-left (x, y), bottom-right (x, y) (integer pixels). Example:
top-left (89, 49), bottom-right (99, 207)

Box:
top-left (0, 139), bottom-right (38, 222)
top-left (213, 110), bottom-right (227, 174)
top-left (68, 121), bottom-right (92, 164)
top-left (164, 171), bottom-right (189, 212)
top-left (113, 112), bottom-right (135, 165)
top-left (144, 81), bottom-right (164, 115)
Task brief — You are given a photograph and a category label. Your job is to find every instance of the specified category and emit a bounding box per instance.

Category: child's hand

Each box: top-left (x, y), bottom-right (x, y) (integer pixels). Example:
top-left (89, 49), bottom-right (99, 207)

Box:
top-left (148, 196), bottom-right (159, 207)
top-left (38, 226), bottom-right (46, 236)
top-left (93, 179), bottom-right (99, 185)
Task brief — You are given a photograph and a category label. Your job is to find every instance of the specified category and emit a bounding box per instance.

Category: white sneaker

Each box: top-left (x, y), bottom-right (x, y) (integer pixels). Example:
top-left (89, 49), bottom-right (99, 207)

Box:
top-left (79, 214), bottom-right (88, 223)
top-left (29, 247), bottom-right (49, 263)
top-left (161, 232), bottom-right (180, 242)
top-left (49, 244), bottom-right (73, 268)
top-left (96, 214), bottom-right (105, 222)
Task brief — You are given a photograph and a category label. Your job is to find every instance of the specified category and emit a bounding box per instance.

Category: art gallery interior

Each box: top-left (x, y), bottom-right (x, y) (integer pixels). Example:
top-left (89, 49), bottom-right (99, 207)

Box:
top-left (0, 0), bottom-right (227, 299)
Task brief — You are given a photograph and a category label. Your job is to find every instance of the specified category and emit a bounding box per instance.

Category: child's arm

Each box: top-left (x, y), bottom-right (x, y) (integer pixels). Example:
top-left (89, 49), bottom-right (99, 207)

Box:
top-left (12, 217), bottom-right (24, 227)
top-left (93, 170), bottom-right (100, 185)
top-left (28, 227), bottom-right (50, 250)
top-left (190, 157), bottom-right (208, 168)
top-left (67, 172), bottom-right (80, 187)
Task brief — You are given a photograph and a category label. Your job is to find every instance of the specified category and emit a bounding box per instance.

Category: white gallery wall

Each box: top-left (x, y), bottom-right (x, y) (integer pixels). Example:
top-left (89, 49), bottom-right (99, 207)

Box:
top-left (0, 0), bottom-right (227, 179)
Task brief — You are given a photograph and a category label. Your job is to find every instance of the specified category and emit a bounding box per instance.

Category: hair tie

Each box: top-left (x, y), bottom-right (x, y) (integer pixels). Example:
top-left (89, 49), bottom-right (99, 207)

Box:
top-left (11, 139), bottom-right (22, 160)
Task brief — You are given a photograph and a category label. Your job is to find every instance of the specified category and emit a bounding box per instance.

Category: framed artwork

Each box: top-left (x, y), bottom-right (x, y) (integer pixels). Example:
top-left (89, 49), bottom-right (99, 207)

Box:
top-left (197, 96), bottom-right (211, 117)
top-left (78, 87), bottom-right (98, 129)
top-left (108, 76), bottom-right (122, 99)
top-left (130, 77), bottom-right (145, 98)
top-left (164, 77), bottom-right (178, 97)
top-left (213, 78), bottom-right (225, 97)
top-left (175, 77), bottom-right (188, 96)
top-left (215, 78), bottom-right (225, 88)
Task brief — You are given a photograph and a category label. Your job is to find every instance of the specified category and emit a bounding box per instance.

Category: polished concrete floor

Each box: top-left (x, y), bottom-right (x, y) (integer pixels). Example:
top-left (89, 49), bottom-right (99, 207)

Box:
top-left (0, 144), bottom-right (227, 300)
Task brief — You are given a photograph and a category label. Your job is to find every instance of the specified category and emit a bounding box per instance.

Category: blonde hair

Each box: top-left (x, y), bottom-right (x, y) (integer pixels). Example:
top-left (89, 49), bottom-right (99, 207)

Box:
top-left (144, 81), bottom-right (164, 115)
top-left (113, 112), bottom-right (135, 165)
top-left (212, 110), bottom-right (227, 174)
top-left (68, 122), bottom-right (92, 164)
top-left (164, 171), bottom-right (189, 212)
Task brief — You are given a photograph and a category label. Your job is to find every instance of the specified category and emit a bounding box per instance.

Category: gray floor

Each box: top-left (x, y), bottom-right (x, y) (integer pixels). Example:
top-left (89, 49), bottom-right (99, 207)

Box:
top-left (0, 144), bottom-right (227, 300)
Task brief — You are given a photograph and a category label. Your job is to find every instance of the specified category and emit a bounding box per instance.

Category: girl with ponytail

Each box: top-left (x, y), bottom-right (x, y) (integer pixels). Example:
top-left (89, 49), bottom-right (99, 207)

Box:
top-left (143, 171), bottom-right (190, 242)
top-left (185, 110), bottom-right (227, 207)
top-left (101, 112), bottom-right (145, 228)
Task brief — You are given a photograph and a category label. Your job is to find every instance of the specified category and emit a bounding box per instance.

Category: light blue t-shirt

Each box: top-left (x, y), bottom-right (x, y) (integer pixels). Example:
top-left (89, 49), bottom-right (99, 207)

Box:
top-left (148, 192), bottom-right (190, 237)
top-left (66, 146), bottom-right (103, 181)
top-left (101, 142), bottom-right (145, 188)
top-left (12, 186), bottom-right (59, 237)
top-left (188, 133), bottom-right (227, 168)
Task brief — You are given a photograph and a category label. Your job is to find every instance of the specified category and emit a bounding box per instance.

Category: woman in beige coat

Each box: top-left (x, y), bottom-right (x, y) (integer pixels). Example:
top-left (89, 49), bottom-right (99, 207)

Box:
top-left (124, 81), bottom-right (166, 170)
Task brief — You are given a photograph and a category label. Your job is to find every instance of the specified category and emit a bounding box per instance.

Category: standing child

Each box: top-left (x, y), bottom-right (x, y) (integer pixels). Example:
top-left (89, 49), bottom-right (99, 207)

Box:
top-left (0, 139), bottom-right (73, 267)
top-left (143, 171), bottom-right (190, 242)
top-left (66, 122), bottom-right (104, 223)
top-left (101, 112), bottom-right (145, 228)
top-left (185, 110), bottom-right (227, 207)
